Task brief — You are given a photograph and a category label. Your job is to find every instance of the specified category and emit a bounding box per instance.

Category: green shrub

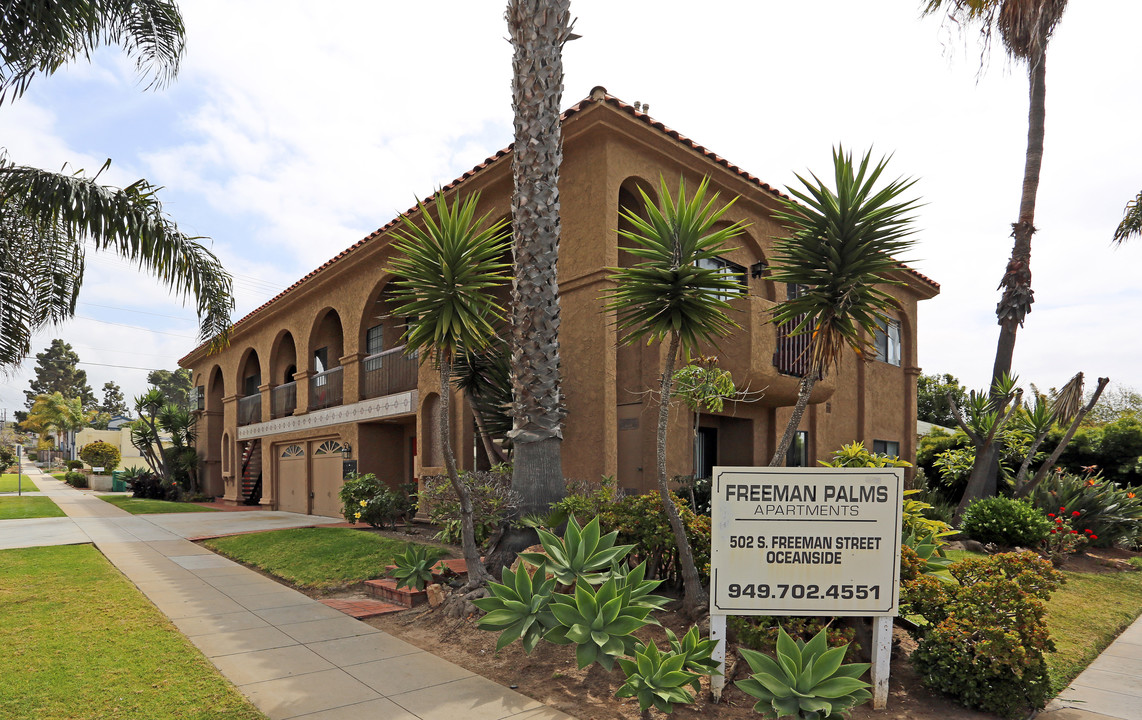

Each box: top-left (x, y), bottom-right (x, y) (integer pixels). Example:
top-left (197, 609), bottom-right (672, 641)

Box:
top-left (421, 469), bottom-right (518, 546)
top-left (960, 496), bottom-right (1052, 547)
top-left (79, 440), bottom-right (120, 472)
top-left (736, 625), bottom-right (871, 720)
top-left (1028, 469), bottom-right (1142, 547)
top-left (122, 467), bottom-right (172, 500)
top-left (902, 552), bottom-right (1064, 719)
top-left (63, 470), bottom-right (87, 488)
top-left (66, 459), bottom-right (84, 470)
top-left (0, 445), bottom-right (15, 470)
top-left (605, 491), bottom-right (711, 586)
top-left (338, 473), bottom-right (416, 529)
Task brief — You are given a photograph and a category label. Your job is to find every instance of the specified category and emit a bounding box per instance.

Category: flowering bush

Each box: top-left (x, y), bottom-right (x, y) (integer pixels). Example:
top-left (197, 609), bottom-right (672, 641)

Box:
top-left (1029, 469), bottom-right (1142, 547)
top-left (902, 552), bottom-right (1064, 718)
top-left (338, 473), bottom-right (416, 529)
top-left (79, 440), bottom-right (121, 473)
top-left (960, 495), bottom-right (1052, 547)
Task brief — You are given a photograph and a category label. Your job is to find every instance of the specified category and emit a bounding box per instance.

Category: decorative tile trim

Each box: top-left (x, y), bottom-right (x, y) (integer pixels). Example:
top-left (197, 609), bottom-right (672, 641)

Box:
top-left (238, 390), bottom-right (417, 440)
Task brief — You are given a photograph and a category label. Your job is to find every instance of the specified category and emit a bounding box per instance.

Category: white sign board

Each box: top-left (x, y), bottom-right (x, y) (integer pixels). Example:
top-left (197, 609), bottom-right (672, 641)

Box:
top-left (710, 467), bottom-right (903, 616)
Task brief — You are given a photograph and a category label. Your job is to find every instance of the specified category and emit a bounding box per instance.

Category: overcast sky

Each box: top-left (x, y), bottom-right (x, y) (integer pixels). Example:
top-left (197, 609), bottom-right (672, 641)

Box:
top-left (2, 0), bottom-right (1140, 417)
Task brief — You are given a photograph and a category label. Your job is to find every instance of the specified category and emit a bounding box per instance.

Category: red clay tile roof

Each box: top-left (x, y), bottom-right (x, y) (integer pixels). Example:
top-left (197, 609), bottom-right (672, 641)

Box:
top-left (180, 90), bottom-right (939, 365)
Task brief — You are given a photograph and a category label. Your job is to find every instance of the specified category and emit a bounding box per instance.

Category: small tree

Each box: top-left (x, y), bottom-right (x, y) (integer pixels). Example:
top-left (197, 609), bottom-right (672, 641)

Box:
top-left (768, 148), bottom-right (921, 465)
top-left (604, 175), bottom-right (747, 619)
top-left (79, 440), bottom-right (120, 472)
top-left (388, 190), bottom-right (510, 589)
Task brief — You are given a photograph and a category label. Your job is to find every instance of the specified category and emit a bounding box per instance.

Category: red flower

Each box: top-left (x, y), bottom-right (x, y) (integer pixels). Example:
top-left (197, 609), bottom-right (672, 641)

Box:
top-left (1050, 529), bottom-right (1058, 534)
top-left (1060, 507), bottom-right (1067, 512)
top-left (1048, 513), bottom-right (1056, 518)
top-left (1091, 535), bottom-right (1098, 540)
top-left (1072, 511), bottom-right (1081, 517)
top-left (1056, 518), bottom-right (1064, 524)
top-left (1070, 530), bottom-right (1079, 534)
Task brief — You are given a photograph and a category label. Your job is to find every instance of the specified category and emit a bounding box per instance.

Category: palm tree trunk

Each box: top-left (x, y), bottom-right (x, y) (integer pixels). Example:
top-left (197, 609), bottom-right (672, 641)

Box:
top-left (770, 375), bottom-right (816, 467)
top-left (506, 0), bottom-right (572, 519)
top-left (438, 358), bottom-right (493, 588)
top-left (470, 404), bottom-right (508, 465)
top-left (656, 332), bottom-right (708, 619)
top-left (978, 47), bottom-right (1048, 497)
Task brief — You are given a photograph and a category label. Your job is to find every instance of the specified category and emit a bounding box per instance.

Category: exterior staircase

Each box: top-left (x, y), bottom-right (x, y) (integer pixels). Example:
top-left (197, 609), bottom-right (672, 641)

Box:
top-left (239, 440), bottom-right (261, 502)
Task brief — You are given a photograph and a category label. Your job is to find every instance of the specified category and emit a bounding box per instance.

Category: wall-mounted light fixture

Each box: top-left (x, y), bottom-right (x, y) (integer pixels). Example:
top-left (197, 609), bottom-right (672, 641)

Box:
top-left (750, 261), bottom-right (767, 279)
top-left (339, 443), bottom-right (352, 460)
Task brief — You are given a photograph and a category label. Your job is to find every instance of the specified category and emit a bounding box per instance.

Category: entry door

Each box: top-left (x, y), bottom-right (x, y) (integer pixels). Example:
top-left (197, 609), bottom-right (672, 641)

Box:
top-left (276, 444), bottom-right (308, 514)
top-left (310, 439), bottom-right (346, 518)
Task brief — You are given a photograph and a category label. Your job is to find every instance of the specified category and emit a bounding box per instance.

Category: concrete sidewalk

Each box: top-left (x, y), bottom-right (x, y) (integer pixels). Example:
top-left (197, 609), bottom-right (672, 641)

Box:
top-left (6, 470), bottom-right (569, 720)
top-left (1041, 617), bottom-right (1142, 720)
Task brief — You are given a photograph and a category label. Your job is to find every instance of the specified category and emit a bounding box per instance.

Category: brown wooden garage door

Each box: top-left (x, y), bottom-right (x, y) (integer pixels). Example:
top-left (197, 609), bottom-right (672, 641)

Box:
top-left (310, 439), bottom-right (345, 518)
top-left (276, 443), bottom-right (308, 514)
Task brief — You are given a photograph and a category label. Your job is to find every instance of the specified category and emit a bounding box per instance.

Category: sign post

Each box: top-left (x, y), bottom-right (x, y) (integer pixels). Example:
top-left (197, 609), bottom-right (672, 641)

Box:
top-left (708, 466), bottom-right (903, 708)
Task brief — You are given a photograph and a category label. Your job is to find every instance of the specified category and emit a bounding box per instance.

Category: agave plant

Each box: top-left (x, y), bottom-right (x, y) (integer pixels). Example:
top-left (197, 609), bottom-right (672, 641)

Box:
top-left (616, 641), bottom-right (699, 717)
top-left (736, 626), bottom-right (871, 720)
top-left (545, 561), bottom-right (668, 670)
top-left (903, 529), bottom-right (954, 577)
top-left (518, 514), bottom-right (633, 586)
top-left (392, 544), bottom-right (447, 591)
top-left (661, 626), bottom-right (721, 690)
top-left (472, 563), bottom-right (557, 653)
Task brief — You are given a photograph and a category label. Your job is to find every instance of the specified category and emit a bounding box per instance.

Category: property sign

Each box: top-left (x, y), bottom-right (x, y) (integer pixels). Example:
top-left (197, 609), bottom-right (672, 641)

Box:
top-left (710, 467), bottom-right (903, 616)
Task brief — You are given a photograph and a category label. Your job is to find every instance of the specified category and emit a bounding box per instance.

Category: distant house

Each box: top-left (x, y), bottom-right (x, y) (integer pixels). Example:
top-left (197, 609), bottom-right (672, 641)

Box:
top-left (180, 88), bottom-right (939, 516)
top-left (75, 426), bottom-right (168, 472)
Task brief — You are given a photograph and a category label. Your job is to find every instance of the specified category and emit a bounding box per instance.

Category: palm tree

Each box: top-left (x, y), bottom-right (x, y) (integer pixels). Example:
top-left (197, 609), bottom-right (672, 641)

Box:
top-left (504, 0), bottom-right (574, 518)
top-left (388, 191), bottom-right (510, 589)
top-left (920, 0), bottom-right (1069, 497)
top-left (604, 175), bottom-right (746, 619)
top-left (0, 0), bottom-right (233, 368)
top-left (25, 391), bottom-right (90, 460)
top-left (768, 148), bottom-right (920, 466)
top-left (1114, 191), bottom-right (1141, 245)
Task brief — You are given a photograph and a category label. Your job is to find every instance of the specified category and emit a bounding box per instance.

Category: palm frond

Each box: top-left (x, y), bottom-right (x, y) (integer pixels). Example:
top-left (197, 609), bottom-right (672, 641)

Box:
top-left (386, 191), bottom-right (511, 363)
top-left (1113, 191), bottom-right (1142, 246)
top-left (769, 146), bottom-right (921, 379)
top-left (0, 159), bottom-right (234, 366)
top-left (0, 0), bottom-right (185, 104)
top-left (603, 176), bottom-right (748, 354)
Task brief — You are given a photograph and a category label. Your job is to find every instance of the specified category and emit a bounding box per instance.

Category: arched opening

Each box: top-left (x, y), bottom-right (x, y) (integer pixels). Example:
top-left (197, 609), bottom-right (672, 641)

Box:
top-left (309, 309), bottom-right (345, 410)
top-left (270, 331), bottom-right (299, 418)
top-left (420, 392), bottom-right (443, 468)
top-left (237, 349), bottom-right (262, 425)
top-left (200, 365), bottom-right (226, 497)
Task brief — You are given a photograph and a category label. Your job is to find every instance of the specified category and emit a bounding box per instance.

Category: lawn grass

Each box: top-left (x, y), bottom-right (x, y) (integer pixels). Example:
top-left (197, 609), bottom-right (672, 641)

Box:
top-left (1044, 561), bottom-right (1142, 693)
top-left (100, 496), bottom-right (218, 514)
top-left (0, 474), bottom-right (38, 492)
top-left (0, 496), bottom-right (65, 520)
top-left (203, 527), bottom-right (423, 589)
top-left (0, 544), bottom-right (264, 720)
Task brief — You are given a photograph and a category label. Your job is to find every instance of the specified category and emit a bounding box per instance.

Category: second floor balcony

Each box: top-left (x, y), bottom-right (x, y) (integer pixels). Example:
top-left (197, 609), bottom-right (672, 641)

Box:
top-left (309, 366), bottom-right (343, 411)
top-left (237, 393), bottom-right (261, 426)
top-left (271, 381), bottom-right (297, 419)
top-left (362, 346), bottom-right (419, 400)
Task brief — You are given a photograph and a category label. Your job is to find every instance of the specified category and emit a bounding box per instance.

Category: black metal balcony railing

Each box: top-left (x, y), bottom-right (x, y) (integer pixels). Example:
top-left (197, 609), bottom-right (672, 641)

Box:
top-left (271, 381), bottom-right (297, 419)
top-left (309, 366), bottom-right (343, 410)
top-left (773, 317), bottom-right (810, 377)
top-left (237, 393), bottom-right (262, 426)
top-left (362, 345), bottom-right (419, 400)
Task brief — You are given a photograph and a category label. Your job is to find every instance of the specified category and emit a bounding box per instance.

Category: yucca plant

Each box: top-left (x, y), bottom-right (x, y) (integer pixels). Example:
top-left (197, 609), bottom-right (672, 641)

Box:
top-left (616, 640), bottom-right (699, 718)
top-left (768, 147), bottom-right (920, 467)
top-left (517, 514), bottom-right (633, 586)
top-left (472, 563), bottom-right (557, 653)
top-left (391, 544), bottom-right (447, 591)
top-left (545, 561), bottom-right (668, 670)
top-left (602, 175), bottom-right (747, 620)
top-left (736, 626), bottom-right (871, 720)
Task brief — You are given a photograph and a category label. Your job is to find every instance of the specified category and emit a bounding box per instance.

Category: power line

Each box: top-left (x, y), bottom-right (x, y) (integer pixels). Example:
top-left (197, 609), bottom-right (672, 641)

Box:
top-left (75, 315), bottom-right (196, 339)
top-left (78, 361), bottom-right (163, 371)
top-left (79, 302), bottom-right (194, 322)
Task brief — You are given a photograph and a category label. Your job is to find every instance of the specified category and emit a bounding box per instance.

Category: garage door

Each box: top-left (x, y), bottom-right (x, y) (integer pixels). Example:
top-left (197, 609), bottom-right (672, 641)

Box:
top-left (310, 439), bottom-right (346, 518)
top-left (276, 443), bottom-right (308, 514)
